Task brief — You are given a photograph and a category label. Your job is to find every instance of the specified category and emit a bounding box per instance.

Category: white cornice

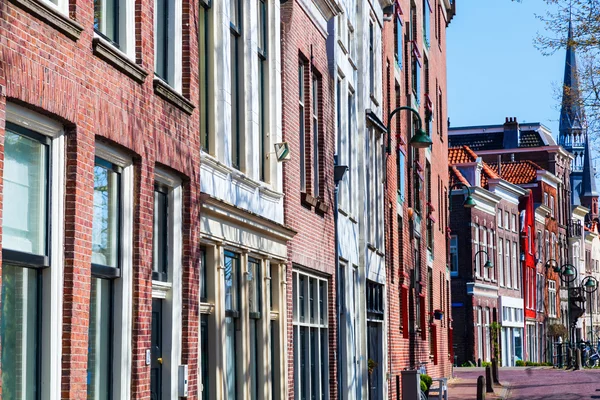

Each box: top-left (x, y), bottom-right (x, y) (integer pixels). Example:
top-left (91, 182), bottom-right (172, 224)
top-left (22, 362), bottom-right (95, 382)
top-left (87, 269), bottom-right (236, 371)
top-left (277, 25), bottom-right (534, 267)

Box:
top-left (487, 178), bottom-right (527, 204)
top-left (537, 170), bottom-right (561, 188)
top-left (572, 205), bottom-right (590, 219)
top-left (471, 187), bottom-right (501, 215)
top-left (535, 204), bottom-right (551, 223)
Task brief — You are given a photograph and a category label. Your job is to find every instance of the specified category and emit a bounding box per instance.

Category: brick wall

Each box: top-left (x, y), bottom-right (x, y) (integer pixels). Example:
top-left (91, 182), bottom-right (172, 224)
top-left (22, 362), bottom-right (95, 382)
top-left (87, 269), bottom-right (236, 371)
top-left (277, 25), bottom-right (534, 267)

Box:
top-left (280, 2), bottom-right (337, 399)
top-left (0, 1), bottom-right (201, 398)
top-left (386, 0), bottom-right (452, 397)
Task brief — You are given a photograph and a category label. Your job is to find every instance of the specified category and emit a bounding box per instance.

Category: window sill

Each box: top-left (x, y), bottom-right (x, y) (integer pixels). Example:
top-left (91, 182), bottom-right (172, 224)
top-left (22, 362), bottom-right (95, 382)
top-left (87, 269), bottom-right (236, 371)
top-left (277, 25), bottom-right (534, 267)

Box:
top-left (153, 78), bottom-right (195, 115)
top-left (9, 0), bottom-right (83, 40)
top-left (301, 192), bottom-right (318, 208)
top-left (370, 93), bottom-right (380, 107)
top-left (92, 36), bottom-right (148, 83)
top-left (316, 198), bottom-right (329, 214)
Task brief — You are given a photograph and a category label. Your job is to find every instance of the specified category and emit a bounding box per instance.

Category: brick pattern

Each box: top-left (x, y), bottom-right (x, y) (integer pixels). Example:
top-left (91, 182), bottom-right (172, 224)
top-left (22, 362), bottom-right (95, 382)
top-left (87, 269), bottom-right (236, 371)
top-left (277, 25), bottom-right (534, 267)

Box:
top-left (385, 0), bottom-right (452, 398)
top-left (0, 0), bottom-right (201, 398)
top-left (280, 2), bottom-right (337, 399)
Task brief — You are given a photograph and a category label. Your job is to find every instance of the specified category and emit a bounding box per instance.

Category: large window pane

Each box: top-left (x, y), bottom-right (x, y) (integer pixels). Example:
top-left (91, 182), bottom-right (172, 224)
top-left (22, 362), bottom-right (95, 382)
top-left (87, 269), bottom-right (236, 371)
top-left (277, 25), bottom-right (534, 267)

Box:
top-left (94, 0), bottom-right (118, 44)
top-left (3, 129), bottom-right (47, 255)
top-left (87, 278), bottom-right (112, 400)
top-left (153, 187), bottom-right (168, 281)
top-left (92, 160), bottom-right (121, 268)
top-left (224, 252), bottom-right (238, 312)
top-left (225, 316), bottom-right (237, 400)
top-left (1, 264), bottom-right (39, 400)
top-left (201, 315), bottom-right (209, 400)
top-left (155, 0), bottom-right (170, 80)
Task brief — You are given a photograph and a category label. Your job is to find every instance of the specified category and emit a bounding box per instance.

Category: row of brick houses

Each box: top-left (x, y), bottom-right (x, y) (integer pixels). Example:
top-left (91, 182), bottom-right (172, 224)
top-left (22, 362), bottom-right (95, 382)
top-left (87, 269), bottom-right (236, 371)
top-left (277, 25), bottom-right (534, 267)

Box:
top-left (0, 0), bottom-right (457, 398)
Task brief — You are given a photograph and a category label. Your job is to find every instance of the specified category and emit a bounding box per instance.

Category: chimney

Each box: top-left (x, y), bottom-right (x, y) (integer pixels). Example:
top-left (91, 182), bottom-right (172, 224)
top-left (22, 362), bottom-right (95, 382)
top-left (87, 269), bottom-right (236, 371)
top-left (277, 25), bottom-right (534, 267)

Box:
top-left (503, 117), bottom-right (520, 149)
top-left (497, 154), bottom-right (502, 177)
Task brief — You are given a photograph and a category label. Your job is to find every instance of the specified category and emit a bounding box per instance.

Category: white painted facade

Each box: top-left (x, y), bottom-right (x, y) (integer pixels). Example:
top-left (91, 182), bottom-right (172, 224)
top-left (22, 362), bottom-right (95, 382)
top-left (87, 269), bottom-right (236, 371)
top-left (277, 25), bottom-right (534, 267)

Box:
top-left (198, 1), bottom-right (294, 399)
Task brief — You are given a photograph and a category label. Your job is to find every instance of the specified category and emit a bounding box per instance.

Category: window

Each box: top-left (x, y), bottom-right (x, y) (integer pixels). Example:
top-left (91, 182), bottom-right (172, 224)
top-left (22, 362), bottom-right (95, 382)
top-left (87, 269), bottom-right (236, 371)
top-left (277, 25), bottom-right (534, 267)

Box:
top-left (299, 61), bottom-right (307, 191)
top-left (504, 212), bottom-right (509, 230)
top-left (312, 74), bottom-right (320, 198)
top-left (498, 238), bottom-right (504, 286)
top-left (230, 0), bottom-right (242, 169)
top-left (528, 226), bottom-right (532, 255)
top-left (1, 122), bottom-right (57, 400)
top-left (199, 2), bottom-right (212, 152)
top-left (497, 209), bottom-right (502, 228)
top-left (550, 195), bottom-right (555, 218)
top-left (224, 251), bottom-right (240, 399)
top-left (423, 0), bottom-right (431, 48)
top-left (258, 0), bottom-right (268, 182)
top-left (536, 230), bottom-right (542, 259)
top-left (153, 185), bottom-right (169, 281)
top-left (426, 162), bottom-right (433, 250)
top-left (414, 236), bottom-right (422, 330)
top-left (154, 0), bottom-right (181, 88)
top-left (94, 0), bottom-right (134, 54)
top-left (395, 15), bottom-right (402, 68)
top-left (366, 280), bottom-right (385, 320)
top-left (88, 146), bottom-right (133, 399)
top-left (347, 89), bottom-right (355, 212)
top-left (369, 21), bottom-right (374, 96)
top-left (505, 240), bottom-right (511, 288)
top-left (545, 230), bottom-right (550, 262)
top-left (411, 43), bottom-right (421, 102)
top-left (481, 228), bottom-right (488, 279)
top-left (473, 225), bottom-right (480, 276)
top-left (476, 307), bottom-right (483, 362)
top-left (450, 236), bottom-right (458, 276)
top-left (549, 280), bottom-right (557, 317)
top-left (551, 233), bottom-right (557, 260)
top-left (512, 241), bottom-right (518, 289)
top-left (293, 270), bottom-right (329, 400)
top-left (543, 192), bottom-right (548, 206)
top-left (348, 23), bottom-right (356, 62)
top-left (248, 257), bottom-right (262, 399)
top-left (511, 214), bottom-right (517, 232)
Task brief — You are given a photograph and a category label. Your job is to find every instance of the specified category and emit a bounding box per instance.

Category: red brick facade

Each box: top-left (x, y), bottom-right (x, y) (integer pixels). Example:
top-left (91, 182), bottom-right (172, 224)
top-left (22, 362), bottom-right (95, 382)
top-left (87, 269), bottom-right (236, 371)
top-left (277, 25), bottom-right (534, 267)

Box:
top-left (0, 1), bottom-right (201, 398)
top-left (280, 2), bottom-right (337, 399)
top-left (385, 0), bottom-right (453, 397)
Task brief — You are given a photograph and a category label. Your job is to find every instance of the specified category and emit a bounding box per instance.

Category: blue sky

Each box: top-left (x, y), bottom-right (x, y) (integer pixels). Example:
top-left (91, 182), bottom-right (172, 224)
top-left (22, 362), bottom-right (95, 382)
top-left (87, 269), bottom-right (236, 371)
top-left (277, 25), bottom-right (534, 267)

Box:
top-left (447, 0), bottom-right (566, 138)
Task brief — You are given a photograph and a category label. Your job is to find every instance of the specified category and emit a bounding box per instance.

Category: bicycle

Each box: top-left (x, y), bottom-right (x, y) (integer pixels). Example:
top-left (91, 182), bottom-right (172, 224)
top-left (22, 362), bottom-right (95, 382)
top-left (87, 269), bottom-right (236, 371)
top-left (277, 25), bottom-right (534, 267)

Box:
top-left (583, 342), bottom-right (600, 368)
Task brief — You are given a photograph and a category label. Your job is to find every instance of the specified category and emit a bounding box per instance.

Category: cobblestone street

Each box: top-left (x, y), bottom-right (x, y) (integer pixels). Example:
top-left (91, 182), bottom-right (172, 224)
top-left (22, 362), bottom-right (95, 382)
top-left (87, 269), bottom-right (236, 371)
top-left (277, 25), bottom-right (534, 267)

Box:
top-left (451, 367), bottom-right (600, 399)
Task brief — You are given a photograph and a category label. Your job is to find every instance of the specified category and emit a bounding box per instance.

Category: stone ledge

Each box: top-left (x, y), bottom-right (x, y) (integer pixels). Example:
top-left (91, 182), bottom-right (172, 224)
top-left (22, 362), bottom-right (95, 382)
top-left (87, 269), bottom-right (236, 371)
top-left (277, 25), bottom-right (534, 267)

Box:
top-left (92, 37), bottom-right (148, 83)
top-left (8, 0), bottom-right (83, 41)
top-left (153, 78), bottom-right (195, 115)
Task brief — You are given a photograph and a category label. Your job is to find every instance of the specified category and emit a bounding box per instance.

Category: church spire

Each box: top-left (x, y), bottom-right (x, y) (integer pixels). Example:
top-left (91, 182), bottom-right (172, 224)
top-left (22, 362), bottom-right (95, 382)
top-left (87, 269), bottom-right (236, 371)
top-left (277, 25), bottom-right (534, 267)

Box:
top-left (559, 17), bottom-right (584, 138)
top-left (581, 134), bottom-right (597, 198)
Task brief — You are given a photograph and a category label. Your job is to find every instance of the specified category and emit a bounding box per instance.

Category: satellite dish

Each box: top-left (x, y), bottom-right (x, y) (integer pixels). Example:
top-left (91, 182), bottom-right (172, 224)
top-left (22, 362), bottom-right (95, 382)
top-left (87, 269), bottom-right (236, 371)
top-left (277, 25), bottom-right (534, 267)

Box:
top-left (274, 142), bottom-right (290, 162)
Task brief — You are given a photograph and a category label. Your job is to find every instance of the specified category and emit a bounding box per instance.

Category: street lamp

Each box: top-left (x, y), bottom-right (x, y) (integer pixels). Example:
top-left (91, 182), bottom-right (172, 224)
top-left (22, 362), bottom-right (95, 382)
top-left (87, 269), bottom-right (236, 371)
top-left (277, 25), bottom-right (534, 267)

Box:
top-left (582, 276), bottom-right (598, 344)
top-left (474, 250), bottom-right (494, 269)
top-left (449, 182), bottom-right (477, 210)
top-left (545, 259), bottom-right (561, 273)
top-left (386, 106), bottom-right (433, 153)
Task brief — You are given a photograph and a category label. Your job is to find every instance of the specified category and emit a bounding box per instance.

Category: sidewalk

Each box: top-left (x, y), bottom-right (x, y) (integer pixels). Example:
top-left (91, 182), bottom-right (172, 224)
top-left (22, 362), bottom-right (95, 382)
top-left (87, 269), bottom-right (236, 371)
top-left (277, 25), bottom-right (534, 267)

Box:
top-left (447, 375), bottom-right (510, 399)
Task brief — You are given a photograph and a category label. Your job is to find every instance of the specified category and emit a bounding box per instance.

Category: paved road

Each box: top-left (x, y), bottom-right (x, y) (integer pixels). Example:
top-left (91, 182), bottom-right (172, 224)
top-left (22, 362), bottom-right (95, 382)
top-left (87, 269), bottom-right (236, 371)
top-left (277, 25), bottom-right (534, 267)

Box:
top-left (453, 367), bottom-right (600, 400)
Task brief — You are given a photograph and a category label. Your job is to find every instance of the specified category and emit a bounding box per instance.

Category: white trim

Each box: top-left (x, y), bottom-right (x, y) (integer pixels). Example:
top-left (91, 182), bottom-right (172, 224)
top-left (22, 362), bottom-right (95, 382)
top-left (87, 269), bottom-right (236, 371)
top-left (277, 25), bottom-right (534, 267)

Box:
top-left (112, 163), bottom-right (134, 399)
top-left (7, 105), bottom-right (66, 400)
top-left (152, 280), bottom-right (173, 298)
top-left (95, 141), bottom-right (132, 166)
top-left (155, 167), bottom-right (183, 187)
top-left (6, 103), bottom-right (63, 138)
top-left (173, 0), bottom-right (183, 92)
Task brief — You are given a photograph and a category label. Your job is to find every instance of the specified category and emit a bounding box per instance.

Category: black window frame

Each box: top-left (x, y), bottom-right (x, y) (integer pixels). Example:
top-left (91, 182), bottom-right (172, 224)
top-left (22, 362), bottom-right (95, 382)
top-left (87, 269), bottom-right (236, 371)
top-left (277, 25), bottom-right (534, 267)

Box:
top-left (230, 0), bottom-right (242, 170)
top-left (200, 0), bottom-right (212, 152)
top-left (94, 0), bottom-right (121, 48)
top-left (155, 0), bottom-right (172, 82)
top-left (366, 280), bottom-right (384, 320)
top-left (258, 0), bottom-right (268, 181)
top-left (152, 183), bottom-right (169, 282)
top-left (91, 156), bottom-right (123, 279)
top-left (2, 122), bottom-right (51, 400)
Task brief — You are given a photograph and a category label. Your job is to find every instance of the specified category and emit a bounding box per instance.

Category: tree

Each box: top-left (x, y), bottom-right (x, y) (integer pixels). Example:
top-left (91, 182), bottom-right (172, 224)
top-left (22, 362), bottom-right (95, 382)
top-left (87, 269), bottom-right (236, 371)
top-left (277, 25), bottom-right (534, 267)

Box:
top-left (534, 1), bottom-right (600, 133)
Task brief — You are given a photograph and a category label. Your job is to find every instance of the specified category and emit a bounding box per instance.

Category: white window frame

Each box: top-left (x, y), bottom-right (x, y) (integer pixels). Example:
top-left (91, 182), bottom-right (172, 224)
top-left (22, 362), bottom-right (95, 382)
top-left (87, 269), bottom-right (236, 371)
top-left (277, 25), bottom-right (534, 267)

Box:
top-left (154, 0), bottom-right (183, 91)
top-left (497, 209), bottom-right (502, 229)
top-left (473, 225), bottom-right (480, 276)
top-left (548, 280), bottom-right (557, 317)
top-left (40, 0), bottom-right (69, 15)
top-left (505, 240), bottom-right (511, 288)
top-left (498, 238), bottom-right (504, 286)
top-left (6, 103), bottom-right (65, 400)
top-left (481, 227), bottom-right (488, 279)
top-left (94, 142), bottom-right (134, 399)
top-left (512, 241), bottom-right (518, 289)
top-left (94, 0), bottom-right (136, 59)
top-left (152, 168), bottom-right (183, 399)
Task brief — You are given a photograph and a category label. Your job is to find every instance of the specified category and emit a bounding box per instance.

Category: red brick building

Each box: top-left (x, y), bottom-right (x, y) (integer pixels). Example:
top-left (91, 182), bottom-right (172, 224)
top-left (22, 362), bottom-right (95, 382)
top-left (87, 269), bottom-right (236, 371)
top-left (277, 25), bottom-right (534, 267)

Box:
top-left (384, 0), bottom-right (455, 395)
top-left (280, 1), bottom-right (341, 399)
top-left (0, 0), bottom-right (201, 398)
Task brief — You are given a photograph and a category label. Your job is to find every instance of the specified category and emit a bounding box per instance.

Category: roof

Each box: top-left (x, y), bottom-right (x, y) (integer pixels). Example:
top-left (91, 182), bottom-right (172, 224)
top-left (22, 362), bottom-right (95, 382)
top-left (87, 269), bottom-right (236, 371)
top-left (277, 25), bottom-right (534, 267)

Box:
top-left (580, 134), bottom-right (598, 197)
top-left (448, 129), bottom-right (547, 151)
top-left (487, 160), bottom-right (543, 185)
top-left (559, 18), bottom-right (584, 136)
top-left (448, 146), bottom-right (500, 188)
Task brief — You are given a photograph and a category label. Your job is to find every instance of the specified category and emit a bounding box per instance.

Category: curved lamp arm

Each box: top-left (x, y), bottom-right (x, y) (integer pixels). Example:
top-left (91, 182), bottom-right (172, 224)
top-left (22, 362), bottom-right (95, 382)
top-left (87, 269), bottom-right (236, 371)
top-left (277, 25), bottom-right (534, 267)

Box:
top-left (449, 183), bottom-right (476, 211)
top-left (386, 106), bottom-right (431, 153)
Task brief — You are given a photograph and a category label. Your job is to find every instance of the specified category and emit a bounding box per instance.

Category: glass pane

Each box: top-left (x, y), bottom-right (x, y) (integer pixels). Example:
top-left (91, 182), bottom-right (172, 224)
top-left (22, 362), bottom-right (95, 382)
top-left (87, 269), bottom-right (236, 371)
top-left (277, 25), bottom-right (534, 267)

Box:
top-left (293, 327), bottom-right (299, 399)
top-left (225, 316), bottom-right (237, 400)
top-left (94, 0), bottom-right (117, 42)
top-left (3, 130), bottom-right (47, 255)
top-left (320, 329), bottom-right (327, 398)
top-left (231, 33), bottom-right (239, 170)
top-left (309, 278), bottom-right (315, 323)
top-left (248, 258), bottom-right (260, 314)
top-left (87, 278), bottom-right (112, 400)
top-left (299, 275), bottom-right (305, 322)
top-left (200, 249), bottom-right (207, 302)
top-left (92, 161), bottom-right (120, 268)
top-left (155, 0), bottom-right (170, 80)
top-left (310, 328), bottom-right (317, 400)
top-left (153, 189), bottom-right (168, 279)
top-left (250, 320), bottom-right (257, 399)
top-left (319, 281), bottom-right (325, 325)
top-left (1, 265), bottom-right (39, 400)
top-left (224, 252), bottom-right (237, 312)
top-left (300, 327), bottom-right (308, 400)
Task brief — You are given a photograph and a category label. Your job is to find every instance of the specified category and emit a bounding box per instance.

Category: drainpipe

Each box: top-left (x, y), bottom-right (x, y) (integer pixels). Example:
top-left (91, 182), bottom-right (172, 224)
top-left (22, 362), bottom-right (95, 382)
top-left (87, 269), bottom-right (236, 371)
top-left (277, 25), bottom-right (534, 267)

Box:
top-left (334, 157), bottom-right (348, 399)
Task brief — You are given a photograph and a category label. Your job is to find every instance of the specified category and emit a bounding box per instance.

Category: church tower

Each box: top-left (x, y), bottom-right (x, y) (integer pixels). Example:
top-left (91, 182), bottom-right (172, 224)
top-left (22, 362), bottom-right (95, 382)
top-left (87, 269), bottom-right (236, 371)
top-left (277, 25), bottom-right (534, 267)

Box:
top-left (558, 19), bottom-right (597, 213)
